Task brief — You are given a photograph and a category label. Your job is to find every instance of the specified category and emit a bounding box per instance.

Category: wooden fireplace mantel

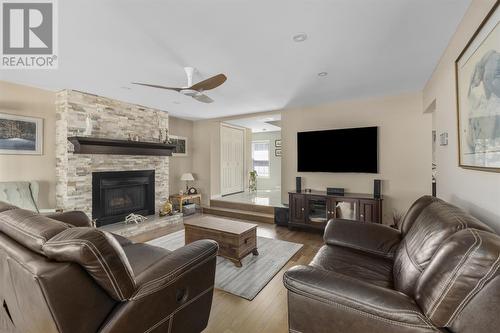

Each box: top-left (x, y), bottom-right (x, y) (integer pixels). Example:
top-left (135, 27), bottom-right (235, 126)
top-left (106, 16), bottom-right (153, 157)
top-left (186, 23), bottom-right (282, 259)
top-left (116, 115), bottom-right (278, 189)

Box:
top-left (67, 136), bottom-right (177, 156)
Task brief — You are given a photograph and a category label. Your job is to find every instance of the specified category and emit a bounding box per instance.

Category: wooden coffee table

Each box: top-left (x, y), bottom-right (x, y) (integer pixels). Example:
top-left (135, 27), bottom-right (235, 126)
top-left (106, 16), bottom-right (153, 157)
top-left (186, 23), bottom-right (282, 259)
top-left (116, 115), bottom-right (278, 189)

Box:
top-left (184, 217), bottom-right (259, 267)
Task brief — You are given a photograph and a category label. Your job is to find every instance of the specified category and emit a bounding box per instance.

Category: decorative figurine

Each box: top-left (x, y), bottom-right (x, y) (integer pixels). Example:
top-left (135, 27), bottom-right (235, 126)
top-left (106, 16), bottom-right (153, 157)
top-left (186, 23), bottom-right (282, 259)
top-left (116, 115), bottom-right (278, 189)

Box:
top-left (159, 200), bottom-right (173, 217)
top-left (124, 213), bottom-right (147, 224)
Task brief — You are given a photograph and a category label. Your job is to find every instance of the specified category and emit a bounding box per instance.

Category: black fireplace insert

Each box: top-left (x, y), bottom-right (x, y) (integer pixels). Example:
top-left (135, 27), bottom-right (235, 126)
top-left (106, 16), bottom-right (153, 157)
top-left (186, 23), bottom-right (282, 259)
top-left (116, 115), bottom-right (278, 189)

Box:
top-left (92, 170), bottom-right (155, 227)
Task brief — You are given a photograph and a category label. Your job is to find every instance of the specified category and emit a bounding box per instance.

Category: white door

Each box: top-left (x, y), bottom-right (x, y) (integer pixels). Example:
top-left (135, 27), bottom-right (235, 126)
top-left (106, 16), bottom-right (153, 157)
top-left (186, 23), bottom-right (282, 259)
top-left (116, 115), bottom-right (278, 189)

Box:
top-left (221, 125), bottom-right (245, 195)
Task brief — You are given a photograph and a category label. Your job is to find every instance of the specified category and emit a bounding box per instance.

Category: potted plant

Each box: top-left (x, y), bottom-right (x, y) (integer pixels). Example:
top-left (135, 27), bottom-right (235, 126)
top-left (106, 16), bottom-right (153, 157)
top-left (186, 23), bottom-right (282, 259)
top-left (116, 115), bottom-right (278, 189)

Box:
top-left (249, 170), bottom-right (257, 192)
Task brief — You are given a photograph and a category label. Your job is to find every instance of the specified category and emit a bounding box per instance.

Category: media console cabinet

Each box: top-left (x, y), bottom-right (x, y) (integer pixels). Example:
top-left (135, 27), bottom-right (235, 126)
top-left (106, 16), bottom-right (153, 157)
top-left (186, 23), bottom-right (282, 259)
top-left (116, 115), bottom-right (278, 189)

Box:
top-left (288, 190), bottom-right (382, 231)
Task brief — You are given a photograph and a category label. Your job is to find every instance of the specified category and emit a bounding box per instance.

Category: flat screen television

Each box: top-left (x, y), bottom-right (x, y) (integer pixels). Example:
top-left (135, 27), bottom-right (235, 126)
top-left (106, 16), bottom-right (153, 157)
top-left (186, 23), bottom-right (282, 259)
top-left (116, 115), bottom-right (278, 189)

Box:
top-left (297, 126), bottom-right (378, 173)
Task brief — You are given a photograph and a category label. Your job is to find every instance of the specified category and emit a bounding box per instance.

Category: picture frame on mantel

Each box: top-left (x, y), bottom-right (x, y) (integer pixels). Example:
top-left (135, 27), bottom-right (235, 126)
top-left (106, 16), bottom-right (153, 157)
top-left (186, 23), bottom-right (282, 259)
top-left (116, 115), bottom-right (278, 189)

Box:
top-left (455, 2), bottom-right (500, 172)
top-left (169, 135), bottom-right (188, 156)
top-left (0, 113), bottom-right (43, 155)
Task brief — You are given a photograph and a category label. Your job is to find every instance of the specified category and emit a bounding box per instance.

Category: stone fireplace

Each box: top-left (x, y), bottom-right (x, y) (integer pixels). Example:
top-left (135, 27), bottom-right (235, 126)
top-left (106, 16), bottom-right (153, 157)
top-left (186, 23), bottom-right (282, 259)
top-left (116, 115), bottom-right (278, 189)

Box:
top-left (55, 90), bottom-right (169, 219)
top-left (92, 170), bottom-right (155, 226)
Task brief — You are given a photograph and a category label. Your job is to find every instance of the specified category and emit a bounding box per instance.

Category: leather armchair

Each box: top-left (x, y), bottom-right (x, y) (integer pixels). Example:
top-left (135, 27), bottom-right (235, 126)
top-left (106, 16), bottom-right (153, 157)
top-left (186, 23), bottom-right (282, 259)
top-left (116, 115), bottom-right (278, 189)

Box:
top-left (0, 201), bottom-right (218, 333)
top-left (284, 196), bottom-right (500, 333)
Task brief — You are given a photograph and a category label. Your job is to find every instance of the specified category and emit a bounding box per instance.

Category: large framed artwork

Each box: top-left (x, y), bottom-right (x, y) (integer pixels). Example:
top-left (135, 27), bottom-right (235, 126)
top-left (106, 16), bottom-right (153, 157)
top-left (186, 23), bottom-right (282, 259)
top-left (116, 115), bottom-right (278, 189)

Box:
top-left (169, 135), bottom-right (188, 156)
top-left (0, 113), bottom-right (43, 155)
top-left (456, 3), bottom-right (500, 172)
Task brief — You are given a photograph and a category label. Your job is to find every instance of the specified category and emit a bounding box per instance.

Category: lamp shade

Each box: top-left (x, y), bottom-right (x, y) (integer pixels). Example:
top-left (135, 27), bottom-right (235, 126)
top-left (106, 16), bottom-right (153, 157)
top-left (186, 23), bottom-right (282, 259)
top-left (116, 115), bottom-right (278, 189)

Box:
top-left (180, 173), bottom-right (195, 181)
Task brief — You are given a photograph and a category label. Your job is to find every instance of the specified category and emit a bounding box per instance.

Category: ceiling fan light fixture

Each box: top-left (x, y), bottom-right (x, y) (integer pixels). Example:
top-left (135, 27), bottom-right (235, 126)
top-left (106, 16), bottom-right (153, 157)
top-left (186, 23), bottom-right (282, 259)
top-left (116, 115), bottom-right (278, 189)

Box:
top-left (318, 71), bottom-right (328, 77)
top-left (180, 89), bottom-right (200, 97)
top-left (292, 33), bottom-right (308, 42)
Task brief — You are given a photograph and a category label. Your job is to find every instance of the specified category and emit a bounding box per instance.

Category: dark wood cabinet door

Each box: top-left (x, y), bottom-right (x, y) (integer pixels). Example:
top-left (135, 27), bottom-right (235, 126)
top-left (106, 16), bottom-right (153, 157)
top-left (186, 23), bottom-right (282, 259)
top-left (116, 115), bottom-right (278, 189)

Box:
top-left (289, 194), bottom-right (306, 224)
top-left (326, 199), bottom-right (337, 220)
top-left (359, 200), bottom-right (381, 223)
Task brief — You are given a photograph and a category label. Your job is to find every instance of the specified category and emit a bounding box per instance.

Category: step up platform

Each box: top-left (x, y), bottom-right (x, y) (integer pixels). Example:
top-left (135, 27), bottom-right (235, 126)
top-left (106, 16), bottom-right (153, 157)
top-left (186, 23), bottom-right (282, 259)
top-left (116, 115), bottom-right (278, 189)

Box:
top-left (204, 199), bottom-right (275, 224)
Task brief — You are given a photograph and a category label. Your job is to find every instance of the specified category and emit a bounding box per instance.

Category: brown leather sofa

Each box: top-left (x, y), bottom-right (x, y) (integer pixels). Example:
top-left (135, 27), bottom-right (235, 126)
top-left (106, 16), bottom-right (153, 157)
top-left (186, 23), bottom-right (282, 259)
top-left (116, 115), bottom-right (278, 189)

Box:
top-left (284, 196), bottom-right (500, 333)
top-left (0, 202), bottom-right (218, 333)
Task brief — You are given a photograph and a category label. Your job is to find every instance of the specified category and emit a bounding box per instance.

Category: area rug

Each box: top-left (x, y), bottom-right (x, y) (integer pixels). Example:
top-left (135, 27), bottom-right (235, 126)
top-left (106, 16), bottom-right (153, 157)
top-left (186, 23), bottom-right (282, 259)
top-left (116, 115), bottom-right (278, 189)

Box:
top-left (147, 230), bottom-right (303, 300)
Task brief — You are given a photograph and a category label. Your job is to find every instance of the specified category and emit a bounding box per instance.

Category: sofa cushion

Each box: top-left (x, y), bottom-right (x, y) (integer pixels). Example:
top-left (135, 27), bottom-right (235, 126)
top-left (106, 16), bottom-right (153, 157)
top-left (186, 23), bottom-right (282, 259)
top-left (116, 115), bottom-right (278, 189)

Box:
top-left (311, 245), bottom-right (393, 288)
top-left (122, 243), bottom-right (171, 276)
top-left (393, 200), bottom-right (493, 297)
top-left (43, 227), bottom-right (136, 301)
top-left (0, 208), bottom-right (69, 254)
top-left (0, 182), bottom-right (38, 212)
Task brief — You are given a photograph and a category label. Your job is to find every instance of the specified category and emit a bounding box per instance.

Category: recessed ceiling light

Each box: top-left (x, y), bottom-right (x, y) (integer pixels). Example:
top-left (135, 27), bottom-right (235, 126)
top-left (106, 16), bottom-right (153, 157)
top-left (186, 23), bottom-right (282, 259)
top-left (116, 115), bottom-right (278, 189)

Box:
top-left (318, 72), bottom-right (328, 77)
top-left (292, 33), bottom-right (307, 42)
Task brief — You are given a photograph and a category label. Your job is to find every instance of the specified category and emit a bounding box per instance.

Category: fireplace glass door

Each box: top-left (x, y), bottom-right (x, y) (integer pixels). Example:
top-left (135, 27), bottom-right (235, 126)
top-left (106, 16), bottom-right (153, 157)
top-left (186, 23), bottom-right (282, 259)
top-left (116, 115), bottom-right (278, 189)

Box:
top-left (92, 170), bottom-right (155, 227)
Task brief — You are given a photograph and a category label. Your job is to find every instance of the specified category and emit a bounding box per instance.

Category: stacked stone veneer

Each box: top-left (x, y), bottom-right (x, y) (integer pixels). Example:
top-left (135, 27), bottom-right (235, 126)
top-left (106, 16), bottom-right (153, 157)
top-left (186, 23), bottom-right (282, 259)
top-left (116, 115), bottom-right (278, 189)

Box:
top-left (56, 90), bottom-right (169, 217)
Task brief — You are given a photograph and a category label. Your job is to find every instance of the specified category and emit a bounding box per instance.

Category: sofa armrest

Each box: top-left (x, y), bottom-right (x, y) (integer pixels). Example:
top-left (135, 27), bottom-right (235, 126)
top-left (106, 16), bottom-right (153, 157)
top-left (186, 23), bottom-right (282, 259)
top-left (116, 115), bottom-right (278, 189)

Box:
top-left (133, 240), bottom-right (218, 299)
top-left (45, 211), bottom-right (93, 228)
top-left (284, 265), bottom-right (436, 332)
top-left (324, 219), bottom-right (401, 258)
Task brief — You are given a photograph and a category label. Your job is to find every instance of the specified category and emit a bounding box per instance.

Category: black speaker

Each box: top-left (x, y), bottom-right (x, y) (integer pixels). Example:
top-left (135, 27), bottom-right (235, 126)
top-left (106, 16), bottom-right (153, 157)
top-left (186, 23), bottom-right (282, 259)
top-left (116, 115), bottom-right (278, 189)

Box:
top-left (274, 207), bottom-right (289, 227)
top-left (327, 187), bottom-right (345, 196)
top-left (374, 179), bottom-right (381, 198)
top-left (296, 177), bottom-right (302, 193)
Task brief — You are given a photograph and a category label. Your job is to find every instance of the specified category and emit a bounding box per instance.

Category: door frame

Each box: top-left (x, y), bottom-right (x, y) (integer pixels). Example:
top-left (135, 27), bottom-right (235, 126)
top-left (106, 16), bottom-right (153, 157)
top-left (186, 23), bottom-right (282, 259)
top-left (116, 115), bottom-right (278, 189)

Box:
top-left (220, 123), bottom-right (246, 196)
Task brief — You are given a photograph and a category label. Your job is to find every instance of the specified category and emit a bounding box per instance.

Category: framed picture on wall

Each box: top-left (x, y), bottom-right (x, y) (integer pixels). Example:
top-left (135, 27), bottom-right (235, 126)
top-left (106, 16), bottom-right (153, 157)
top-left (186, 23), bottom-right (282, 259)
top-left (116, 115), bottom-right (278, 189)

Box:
top-left (169, 135), bottom-right (188, 156)
top-left (455, 2), bottom-right (500, 172)
top-left (0, 113), bottom-right (43, 155)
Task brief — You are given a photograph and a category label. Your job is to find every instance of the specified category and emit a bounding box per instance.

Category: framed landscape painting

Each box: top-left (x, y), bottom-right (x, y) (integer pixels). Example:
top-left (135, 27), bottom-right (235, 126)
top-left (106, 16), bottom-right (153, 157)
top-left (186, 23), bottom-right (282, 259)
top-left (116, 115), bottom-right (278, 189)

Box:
top-left (169, 135), bottom-right (188, 156)
top-left (0, 113), bottom-right (43, 155)
top-left (456, 3), bottom-right (500, 172)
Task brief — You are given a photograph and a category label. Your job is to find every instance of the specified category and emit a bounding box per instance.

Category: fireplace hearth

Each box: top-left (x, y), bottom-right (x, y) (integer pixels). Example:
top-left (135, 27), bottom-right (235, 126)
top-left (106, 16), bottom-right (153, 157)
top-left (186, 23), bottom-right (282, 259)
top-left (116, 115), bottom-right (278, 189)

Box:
top-left (92, 170), bottom-right (155, 227)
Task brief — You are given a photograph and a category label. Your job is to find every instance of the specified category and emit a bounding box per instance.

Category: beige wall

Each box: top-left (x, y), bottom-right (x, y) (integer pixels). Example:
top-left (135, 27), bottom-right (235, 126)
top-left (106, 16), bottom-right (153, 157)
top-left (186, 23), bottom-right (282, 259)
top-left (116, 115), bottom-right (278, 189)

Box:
top-left (0, 81), bottom-right (56, 208)
top-left (281, 92), bottom-right (432, 224)
top-left (423, 0), bottom-right (500, 232)
top-left (192, 120), bottom-right (219, 205)
top-left (169, 116), bottom-right (194, 194)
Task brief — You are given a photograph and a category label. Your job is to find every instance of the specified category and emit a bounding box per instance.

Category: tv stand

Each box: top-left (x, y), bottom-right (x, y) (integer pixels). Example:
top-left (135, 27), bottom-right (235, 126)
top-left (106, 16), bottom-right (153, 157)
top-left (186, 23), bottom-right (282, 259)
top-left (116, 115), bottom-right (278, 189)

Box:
top-left (288, 190), bottom-right (382, 231)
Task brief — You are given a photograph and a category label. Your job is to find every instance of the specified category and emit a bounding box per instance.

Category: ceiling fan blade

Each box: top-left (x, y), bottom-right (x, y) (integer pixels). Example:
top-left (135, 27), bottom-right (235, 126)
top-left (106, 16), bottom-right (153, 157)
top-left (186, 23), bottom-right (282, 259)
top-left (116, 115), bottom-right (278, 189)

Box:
top-left (192, 94), bottom-right (214, 103)
top-left (190, 74), bottom-right (227, 91)
top-left (131, 82), bottom-right (182, 92)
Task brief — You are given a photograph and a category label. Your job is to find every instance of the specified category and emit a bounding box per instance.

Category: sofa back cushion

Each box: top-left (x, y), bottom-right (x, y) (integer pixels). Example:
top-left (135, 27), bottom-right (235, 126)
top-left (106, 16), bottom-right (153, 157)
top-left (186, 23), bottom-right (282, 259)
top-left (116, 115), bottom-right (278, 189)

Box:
top-left (415, 229), bottom-right (500, 330)
top-left (0, 208), bottom-right (69, 254)
top-left (0, 201), bottom-right (18, 213)
top-left (393, 199), bottom-right (492, 297)
top-left (43, 227), bottom-right (136, 301)
top-left (398, 196), bottom-right (438, 235)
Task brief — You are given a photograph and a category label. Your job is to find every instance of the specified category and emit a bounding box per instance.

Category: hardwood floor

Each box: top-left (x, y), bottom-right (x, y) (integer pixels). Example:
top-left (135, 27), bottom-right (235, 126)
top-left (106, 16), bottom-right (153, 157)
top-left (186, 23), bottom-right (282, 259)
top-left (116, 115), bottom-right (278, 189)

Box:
top-left (129, 213), bottom-right (324, 333)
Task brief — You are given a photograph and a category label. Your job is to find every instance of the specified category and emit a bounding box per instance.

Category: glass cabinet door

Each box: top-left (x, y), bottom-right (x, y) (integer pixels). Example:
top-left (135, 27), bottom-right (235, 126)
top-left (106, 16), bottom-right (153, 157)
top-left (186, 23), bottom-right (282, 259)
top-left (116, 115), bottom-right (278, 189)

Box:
top-left (333, 199), bottom-right (358, 221)
top-left (307, 196), bottom-right (328, 227)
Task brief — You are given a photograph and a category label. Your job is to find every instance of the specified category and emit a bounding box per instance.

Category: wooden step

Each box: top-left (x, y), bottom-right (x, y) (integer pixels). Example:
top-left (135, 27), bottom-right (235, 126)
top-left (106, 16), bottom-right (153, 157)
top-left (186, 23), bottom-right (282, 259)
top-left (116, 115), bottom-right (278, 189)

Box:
top-left (210, 199), bottom-right (275, 215)
top-left (202, 206), bottom-right (275, 224)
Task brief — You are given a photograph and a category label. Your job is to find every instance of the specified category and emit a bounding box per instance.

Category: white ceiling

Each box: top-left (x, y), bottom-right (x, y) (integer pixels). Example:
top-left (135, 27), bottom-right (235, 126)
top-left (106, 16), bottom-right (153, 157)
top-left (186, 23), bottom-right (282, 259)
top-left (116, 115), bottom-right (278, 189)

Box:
top-left (0, 0), bottom-right (471, 120)
top-left (226, 114), bottom-right (281, 133)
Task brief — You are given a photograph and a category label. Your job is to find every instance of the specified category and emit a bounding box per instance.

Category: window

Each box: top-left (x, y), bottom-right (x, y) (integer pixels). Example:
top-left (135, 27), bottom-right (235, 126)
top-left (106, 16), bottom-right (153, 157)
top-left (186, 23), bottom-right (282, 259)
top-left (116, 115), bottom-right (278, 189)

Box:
top-left (252, 141), bottom-right (270, 177)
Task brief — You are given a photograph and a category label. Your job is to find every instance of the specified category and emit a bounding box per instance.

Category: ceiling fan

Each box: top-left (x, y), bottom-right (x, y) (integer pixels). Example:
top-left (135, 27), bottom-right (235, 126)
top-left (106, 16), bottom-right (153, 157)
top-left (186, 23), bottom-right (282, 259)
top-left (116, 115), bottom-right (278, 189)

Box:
top-left (132, 67), bottom-right (226, 103)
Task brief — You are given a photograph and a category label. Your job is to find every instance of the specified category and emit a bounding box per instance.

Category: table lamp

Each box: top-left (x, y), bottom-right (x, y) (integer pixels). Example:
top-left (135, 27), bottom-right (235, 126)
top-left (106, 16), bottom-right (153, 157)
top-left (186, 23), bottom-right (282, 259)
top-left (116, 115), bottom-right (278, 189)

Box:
top-left (180, 173), bottom-right (195, 192)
